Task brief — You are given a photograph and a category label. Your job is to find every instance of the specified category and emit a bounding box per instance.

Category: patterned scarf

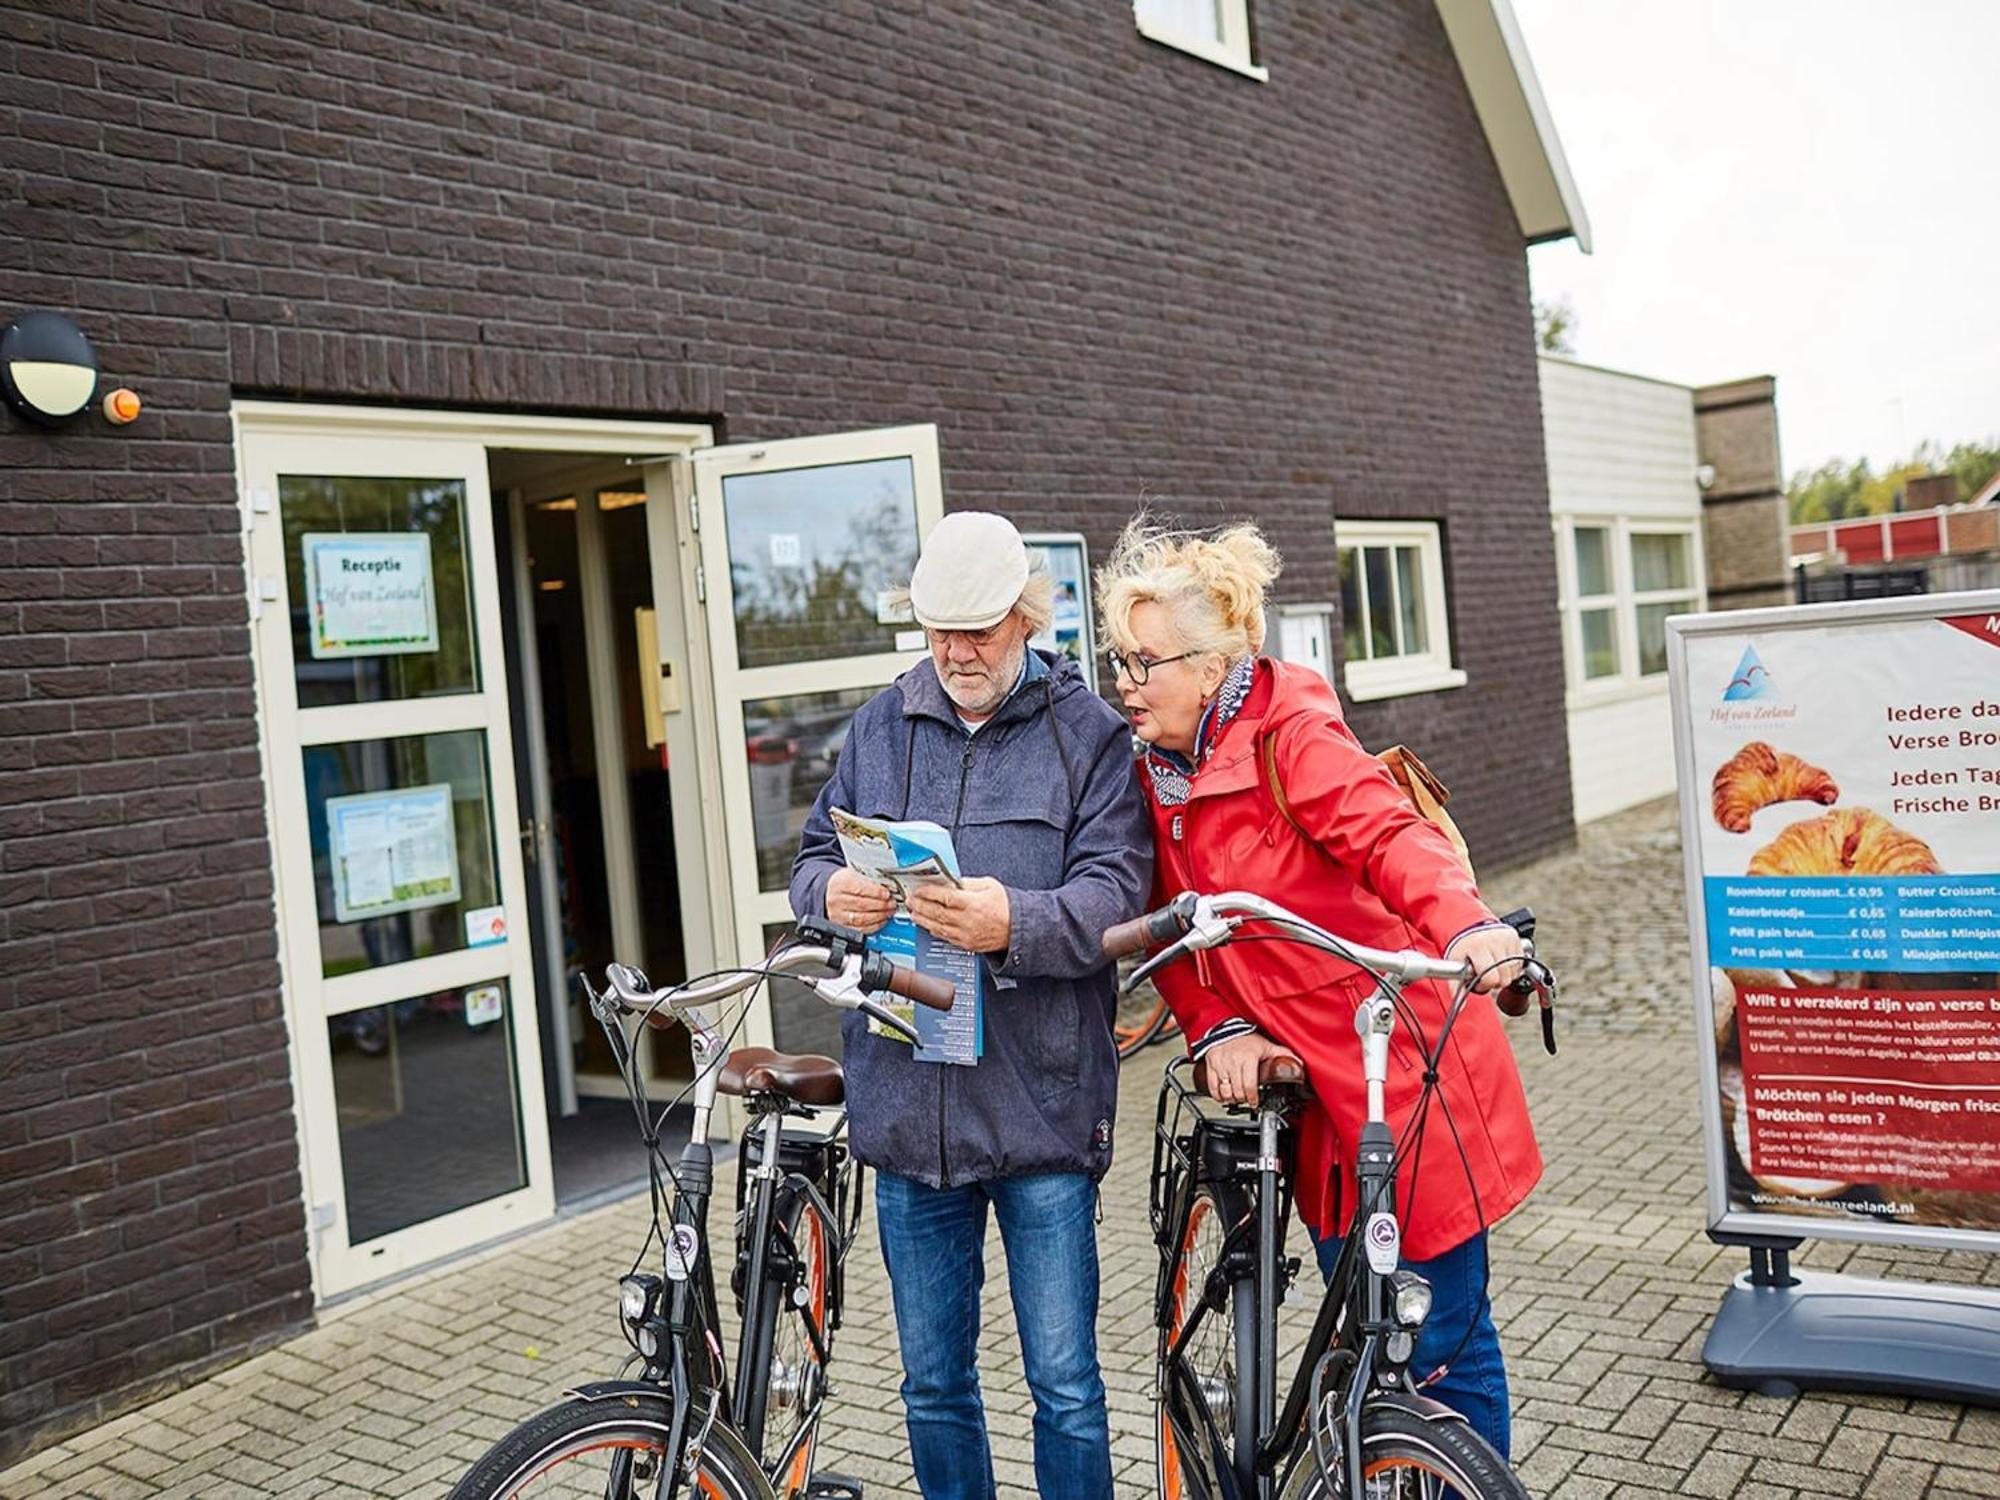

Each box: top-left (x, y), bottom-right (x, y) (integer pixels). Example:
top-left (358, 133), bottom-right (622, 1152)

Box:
top-left (1143, 655), bottom-right (1256, 809)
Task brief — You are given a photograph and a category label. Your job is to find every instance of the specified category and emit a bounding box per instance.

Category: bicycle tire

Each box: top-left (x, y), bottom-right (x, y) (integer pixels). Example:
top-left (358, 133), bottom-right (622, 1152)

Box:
top-left (1278, 1402), bottom-right (1529, 1500)
top-left (1157, 1185), bottom-right (1255, 1499)
top-left (1118, 993), bottom-right (1178, 1059)
top-left (746, 1187), bottom-right (831, 1497)
top-left (446, 1394), bottom-right (770, 1500)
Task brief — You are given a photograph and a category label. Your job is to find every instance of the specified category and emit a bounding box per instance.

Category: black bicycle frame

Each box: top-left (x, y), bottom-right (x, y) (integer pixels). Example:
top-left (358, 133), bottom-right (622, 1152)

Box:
top-left (1153, 1037), bottom-right (1427, 1500)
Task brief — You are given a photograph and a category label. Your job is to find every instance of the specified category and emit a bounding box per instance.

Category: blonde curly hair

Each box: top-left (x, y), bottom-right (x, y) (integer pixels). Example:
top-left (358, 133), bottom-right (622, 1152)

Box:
top-left (1097, 516), bottom-right (1281, 663)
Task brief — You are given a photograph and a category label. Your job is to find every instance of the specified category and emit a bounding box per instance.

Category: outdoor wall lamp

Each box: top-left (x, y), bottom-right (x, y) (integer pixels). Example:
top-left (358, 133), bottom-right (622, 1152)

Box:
top-left (1, 309), bottom-right (99, 426)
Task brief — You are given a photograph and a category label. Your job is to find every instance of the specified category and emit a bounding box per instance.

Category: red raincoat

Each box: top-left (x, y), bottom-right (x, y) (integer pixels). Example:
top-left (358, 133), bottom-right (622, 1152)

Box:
top-left (1142, 659), bottom-right (1542, 1260)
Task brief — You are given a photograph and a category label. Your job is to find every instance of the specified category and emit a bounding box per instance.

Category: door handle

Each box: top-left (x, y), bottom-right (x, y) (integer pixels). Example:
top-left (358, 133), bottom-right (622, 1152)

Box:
top-left (519, 817), bottom-right (549, 862)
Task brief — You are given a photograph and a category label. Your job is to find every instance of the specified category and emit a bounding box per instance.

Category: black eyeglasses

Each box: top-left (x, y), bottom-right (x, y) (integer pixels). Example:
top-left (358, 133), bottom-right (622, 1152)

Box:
top-left (1103, 648), bottom-right (1198, 685)
top-left (924, 622), bottom-right (1008, 649)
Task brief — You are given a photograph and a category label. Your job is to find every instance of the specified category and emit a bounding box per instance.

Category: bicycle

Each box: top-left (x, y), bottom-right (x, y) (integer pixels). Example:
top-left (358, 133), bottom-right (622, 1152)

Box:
top-left (448, 918), bottom-right (954, 1500)
top-left (1116, 975), bottom-right (1182, 1059)
top-left (1103, 891), bottom-right (1559, 1500)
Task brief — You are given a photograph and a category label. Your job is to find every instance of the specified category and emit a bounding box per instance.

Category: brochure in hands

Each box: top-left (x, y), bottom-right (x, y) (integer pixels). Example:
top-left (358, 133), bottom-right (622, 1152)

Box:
top-left (828, 808), bottom-right (983, 1065)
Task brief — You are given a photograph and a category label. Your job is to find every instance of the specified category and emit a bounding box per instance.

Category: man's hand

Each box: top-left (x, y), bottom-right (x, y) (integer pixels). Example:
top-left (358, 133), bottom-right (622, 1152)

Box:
top-left (1446, 922), bottom-right (1527, 995)
top-left (826, 868), bottom-right (896, 935)
top-left (1202, 1032), bottom-right (1289, 1106)
top-left (906, 877), bottom-right (1012, 955)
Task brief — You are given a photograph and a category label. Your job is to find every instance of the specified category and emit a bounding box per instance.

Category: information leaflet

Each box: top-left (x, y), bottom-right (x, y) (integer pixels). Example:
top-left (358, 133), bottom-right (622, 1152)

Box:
top-left (828, 808), bottom-right (982, 1065)
top-left (1677, 601), bottom-right (2000, 1242)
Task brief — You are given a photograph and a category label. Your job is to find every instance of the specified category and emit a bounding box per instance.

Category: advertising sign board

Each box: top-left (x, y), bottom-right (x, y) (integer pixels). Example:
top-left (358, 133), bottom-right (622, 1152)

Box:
top-left (1669, 592), bottom-right (2000, 1253)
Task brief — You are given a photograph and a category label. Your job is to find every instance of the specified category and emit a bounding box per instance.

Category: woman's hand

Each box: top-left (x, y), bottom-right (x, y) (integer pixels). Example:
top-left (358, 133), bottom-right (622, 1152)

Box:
top-left (826, 868), bottom-right (897, 935)
top-left (1446, 922), bottom-right (1527, 995)
top-left (1202, 1032), bottom-right (1288, 1106)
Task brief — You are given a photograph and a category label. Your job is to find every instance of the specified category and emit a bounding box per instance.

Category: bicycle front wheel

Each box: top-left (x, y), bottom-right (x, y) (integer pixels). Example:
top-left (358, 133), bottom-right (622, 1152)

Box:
top-left (1280, 1402), bottom-right (1528, 1500)
top-left (448, 1394), bottom-right (771, 1500)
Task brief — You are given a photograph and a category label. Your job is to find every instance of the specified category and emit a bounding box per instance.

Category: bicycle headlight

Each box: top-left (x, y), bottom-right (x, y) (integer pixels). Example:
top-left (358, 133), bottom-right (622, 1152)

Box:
top-left (1390, 1270), bottom-right (1432, 1330)
top-left (619, 1273), bottom-right (660, 1328)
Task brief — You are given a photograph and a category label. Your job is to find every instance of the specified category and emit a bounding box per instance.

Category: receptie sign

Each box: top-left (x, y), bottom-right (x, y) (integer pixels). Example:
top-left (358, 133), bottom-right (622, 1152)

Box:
top-left (1670, 593), bottom-right (2000, 1250)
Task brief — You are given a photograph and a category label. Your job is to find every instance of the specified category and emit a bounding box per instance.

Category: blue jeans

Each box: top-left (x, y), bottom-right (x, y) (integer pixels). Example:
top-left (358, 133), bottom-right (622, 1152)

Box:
top-left (1312, 1228), bottom-right (1511, 1459)
top-left (874, 1171), bottom-right (1114, 1500)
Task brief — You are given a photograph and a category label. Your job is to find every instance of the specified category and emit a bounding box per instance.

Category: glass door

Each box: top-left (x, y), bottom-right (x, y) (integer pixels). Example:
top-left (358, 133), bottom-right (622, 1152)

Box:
top-left (685, 426), bottom-right (945, 1054)
top-left (241, 421), bottom-right (551, 1297)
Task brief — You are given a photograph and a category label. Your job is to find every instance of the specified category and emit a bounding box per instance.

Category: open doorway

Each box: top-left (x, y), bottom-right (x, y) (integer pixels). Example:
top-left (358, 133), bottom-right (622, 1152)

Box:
top-left (490, 451), bottom-right (693, 1207)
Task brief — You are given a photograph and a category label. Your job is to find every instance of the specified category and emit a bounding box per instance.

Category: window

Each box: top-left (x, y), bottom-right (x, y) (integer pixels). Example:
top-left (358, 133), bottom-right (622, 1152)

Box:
top-left (1631, 530), bottom-right (1698, 677)
top-left (1133, 0), bottom-right (1265, 80)
top-left (1572, 526), bottom-right (1619, 680)
top-left (1557, 519), bottom-right (1702, 692)
top-left (1334, 520), bottom-right (1465, 701)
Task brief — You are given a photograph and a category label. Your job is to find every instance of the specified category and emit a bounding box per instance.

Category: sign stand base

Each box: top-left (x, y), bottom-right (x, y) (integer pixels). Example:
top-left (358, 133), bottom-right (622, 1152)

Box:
top-left (1703, 1233), bottom-right (2000, 1406)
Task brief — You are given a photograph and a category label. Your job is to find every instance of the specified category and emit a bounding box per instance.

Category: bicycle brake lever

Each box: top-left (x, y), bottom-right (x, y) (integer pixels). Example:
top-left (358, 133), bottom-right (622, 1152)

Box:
top-left (858, 997), bottom-right (920, 1045)
top-left (1122, 936), bottom-right (1191, 994)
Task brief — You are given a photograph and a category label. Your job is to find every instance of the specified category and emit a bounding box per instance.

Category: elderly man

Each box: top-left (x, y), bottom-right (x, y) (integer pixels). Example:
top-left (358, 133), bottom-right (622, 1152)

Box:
top-left (790, 511), bottom-right (1151, 1500)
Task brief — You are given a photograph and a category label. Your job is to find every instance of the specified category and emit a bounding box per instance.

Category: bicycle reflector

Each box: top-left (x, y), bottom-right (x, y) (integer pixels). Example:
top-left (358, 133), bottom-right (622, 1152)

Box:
top-left (1389, 1270), bottom-right (1433, 1330)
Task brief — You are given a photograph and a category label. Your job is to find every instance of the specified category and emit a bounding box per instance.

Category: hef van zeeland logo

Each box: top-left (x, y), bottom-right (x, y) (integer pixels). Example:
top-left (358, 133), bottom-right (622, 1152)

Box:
top-left (1710, 642), bottom-right (1797, 725)
top-left (1723, 644), bottom-right (1775, 701)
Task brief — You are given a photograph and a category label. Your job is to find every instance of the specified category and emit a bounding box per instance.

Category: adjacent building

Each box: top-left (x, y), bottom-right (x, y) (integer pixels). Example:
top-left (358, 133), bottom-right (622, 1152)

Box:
top-left (0, 0), bottom-right (1587, 1460)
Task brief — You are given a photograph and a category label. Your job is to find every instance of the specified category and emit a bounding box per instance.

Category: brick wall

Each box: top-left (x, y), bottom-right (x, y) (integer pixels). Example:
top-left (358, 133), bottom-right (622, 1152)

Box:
top-left (1695, 376), bottom-right (1792, 609)
top-left (0, 0), bottom-right (1571, 1459)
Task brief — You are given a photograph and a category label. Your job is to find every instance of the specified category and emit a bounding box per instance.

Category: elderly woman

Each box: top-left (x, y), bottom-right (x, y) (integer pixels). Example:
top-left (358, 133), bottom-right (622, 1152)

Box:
top-left (1096, 518), bottom-right (1540, 1457)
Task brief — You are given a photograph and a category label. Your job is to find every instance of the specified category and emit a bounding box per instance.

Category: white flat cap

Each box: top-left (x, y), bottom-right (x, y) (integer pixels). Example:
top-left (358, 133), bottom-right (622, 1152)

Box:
top-left (908, 511), bottom-right (1029, 631)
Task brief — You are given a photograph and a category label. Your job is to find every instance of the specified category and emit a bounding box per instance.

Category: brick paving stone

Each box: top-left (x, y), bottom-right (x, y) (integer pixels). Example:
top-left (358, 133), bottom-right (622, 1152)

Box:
top-left (7, 798), bottom-right (2000, 1500)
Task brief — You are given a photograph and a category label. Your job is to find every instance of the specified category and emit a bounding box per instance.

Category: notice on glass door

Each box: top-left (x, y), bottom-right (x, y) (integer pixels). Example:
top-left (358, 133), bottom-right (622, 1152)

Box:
top-left (302, 532), bottom-right (440, 659)
top-left (328, 783), bottom-right (461, 923)
top-left (1679, 604), bottom-right (2000, 1239)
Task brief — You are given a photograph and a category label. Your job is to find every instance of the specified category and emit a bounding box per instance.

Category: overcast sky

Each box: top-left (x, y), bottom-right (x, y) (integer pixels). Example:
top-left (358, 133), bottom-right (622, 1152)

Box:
top-left (1512, 0), bottom-right (1999, 480)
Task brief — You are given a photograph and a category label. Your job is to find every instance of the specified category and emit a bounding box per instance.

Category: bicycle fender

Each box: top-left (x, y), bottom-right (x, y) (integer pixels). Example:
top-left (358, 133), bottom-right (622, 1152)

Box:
top-left (560, 1379), bottom-right (672, 1406)
top-left (1367, 1389), bottom-right (1470, 1426)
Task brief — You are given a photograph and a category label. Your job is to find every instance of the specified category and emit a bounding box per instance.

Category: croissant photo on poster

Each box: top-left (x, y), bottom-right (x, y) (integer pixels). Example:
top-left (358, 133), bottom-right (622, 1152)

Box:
top-left (1671, 595), bottom-right (2000, 1247)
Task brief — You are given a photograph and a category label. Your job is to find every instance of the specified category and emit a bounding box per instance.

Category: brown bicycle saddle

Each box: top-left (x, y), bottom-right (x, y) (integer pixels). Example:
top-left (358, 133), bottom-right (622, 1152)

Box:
top-left (717, 1046), bottom-right (845, 1106)
top-left (1192, 1047), bottom-right (1307, 1100)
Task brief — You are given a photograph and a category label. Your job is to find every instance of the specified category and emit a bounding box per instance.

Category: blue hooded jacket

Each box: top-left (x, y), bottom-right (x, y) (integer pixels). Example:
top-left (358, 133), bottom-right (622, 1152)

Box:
top-left (788, 649), bottom-right (1153, 1185)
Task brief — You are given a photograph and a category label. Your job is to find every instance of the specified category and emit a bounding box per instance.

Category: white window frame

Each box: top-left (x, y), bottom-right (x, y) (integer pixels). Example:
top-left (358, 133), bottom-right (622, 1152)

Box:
top-left (1555, 515), bottom-right (1704, 702)
top-left (1132, 0), bottom-right (1268, 82)
top-left (1629, 526), bottom-right (1702, 679)
top-left (1334, 519), bottom-right (1466, 702)
top-left (1566, 519), bottom-right (1623, 687)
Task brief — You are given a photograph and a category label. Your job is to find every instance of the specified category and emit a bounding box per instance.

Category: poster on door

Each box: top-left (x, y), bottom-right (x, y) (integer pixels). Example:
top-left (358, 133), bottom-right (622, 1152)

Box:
top-left (1025, 533), bottom-right (1095, 690)
top-left (1672, 596), bottom-right (2000, 1247)
top-left (328, 783), bottom-right (462, 923)
top-left (302, 532), bottom-right (440, 659)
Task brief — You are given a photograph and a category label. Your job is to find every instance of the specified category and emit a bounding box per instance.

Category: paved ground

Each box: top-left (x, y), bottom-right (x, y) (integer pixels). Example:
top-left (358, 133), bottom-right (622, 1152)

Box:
top-left (9, 799), bottom-right (2000, 1499)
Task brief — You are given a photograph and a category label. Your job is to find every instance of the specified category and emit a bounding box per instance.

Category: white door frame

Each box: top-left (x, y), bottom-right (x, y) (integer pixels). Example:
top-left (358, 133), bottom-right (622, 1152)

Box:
top-left (234, 402), bottom-right (711, 1300)
top-left (664, 425), bottom-right (945, 1051)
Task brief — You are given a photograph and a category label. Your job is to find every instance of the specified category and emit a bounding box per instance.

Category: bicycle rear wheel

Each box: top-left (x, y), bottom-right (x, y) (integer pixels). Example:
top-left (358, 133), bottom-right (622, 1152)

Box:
top-left (1280, 1402), bottom-right (1529, 1500)
top-left (1157, 1185), bottom-right (1253, 1499)
top-left (447, 1395), bottom-right (768, 1500)
top-left (1118, 988), bottom-right (1178, 1059)
top-left (749, 1189), bottom-right (832, 1497)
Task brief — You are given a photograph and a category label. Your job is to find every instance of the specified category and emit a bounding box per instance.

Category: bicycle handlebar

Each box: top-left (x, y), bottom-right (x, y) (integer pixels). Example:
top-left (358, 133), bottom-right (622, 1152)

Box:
top-left (1102, 893), bottom-right (1197, 960)
top-left (1109, 891), bottom-right (1472, 984)
top-left (599, 940), bottom-right (956, 1027)
top-left (875, 958), bottom-right (956, 1010)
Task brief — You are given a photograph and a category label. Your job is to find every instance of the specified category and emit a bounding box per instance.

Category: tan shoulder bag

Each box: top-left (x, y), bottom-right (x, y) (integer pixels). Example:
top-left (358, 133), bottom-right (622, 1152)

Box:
top-left (1259, 734), bottom-right (1476, 882)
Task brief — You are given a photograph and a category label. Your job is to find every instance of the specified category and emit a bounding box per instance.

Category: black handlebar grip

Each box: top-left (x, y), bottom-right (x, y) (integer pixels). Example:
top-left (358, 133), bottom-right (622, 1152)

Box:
top-left (1103, 896), bottom-right (1194, 959)
top-left (1102, 913), bottom-right (1162, 959)
top-left (884, 963), bottom-right (956, 1011)
top-left (1490, 909), bottom-right (1538, 1017)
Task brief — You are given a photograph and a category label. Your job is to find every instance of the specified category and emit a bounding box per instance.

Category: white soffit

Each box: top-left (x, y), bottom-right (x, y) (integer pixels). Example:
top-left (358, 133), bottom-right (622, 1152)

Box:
top-left (1434, 0), bottom-right (1593, 252)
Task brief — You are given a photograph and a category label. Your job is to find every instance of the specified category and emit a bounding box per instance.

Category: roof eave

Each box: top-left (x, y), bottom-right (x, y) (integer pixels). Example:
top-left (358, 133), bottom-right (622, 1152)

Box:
top-left (1434, 0), bottom-right (1593, 254)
